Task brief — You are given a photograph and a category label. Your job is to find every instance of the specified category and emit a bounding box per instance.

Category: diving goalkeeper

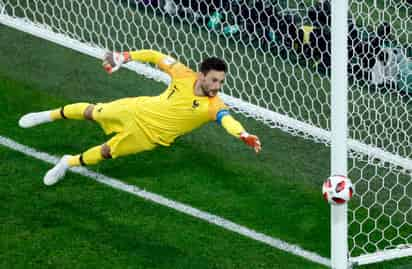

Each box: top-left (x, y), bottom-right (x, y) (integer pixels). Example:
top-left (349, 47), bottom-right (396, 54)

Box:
top-left (18, 50), bottom-right (262, 186)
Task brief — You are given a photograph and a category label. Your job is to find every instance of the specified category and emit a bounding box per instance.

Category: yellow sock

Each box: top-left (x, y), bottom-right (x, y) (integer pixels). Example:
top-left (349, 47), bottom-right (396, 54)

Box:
top-left (50, 109), bottom-right (63, 120)
top-left (81, 145), bottom-right (104, 166)
top-left (67, 155), bottom-right (81, 167)
top-left (50, 103), bottom-right (91, 120)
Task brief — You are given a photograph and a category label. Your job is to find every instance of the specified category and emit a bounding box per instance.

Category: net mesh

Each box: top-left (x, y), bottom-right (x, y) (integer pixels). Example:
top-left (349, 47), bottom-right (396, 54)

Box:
top-left (347, 0), bottom-right (411, 258)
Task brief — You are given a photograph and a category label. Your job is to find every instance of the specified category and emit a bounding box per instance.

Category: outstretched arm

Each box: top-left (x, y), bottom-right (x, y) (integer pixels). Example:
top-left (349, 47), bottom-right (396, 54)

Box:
top-left (102, 50), bottom-right (177, 75)
top-left (216, 110), bottom-right (262, 153)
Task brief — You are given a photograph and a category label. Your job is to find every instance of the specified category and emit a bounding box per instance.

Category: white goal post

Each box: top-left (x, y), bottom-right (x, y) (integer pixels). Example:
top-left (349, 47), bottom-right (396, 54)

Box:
top-left (1, 0), bottom-right (410, 267)
top-left (330, 1), bottom-right (349, 268)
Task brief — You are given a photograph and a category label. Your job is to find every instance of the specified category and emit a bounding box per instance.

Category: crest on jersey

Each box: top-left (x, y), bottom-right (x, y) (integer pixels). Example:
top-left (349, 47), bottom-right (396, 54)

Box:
top-left (192, 100), bottom-right (200, 109)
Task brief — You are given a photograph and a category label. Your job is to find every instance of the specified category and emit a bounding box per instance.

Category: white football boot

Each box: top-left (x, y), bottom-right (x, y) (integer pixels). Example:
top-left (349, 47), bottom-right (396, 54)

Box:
top-left (43, 155), bottom-right (71, 186)
top-left (18, 111), bottom-right (53, 128)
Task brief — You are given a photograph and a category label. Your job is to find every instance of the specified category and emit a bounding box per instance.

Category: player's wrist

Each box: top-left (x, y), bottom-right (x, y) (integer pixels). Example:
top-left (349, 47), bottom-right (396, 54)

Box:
top-left (112, 52), bottom-right (125, 65)
top-left (122, 51), bottom-right (131, 63)
top-left (239, 131), bottom-right (249, 139)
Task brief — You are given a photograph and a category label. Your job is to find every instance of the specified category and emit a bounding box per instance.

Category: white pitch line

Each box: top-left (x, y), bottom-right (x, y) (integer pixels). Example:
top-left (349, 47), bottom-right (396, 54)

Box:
top-left (0, 135), bottom-right (331, 267)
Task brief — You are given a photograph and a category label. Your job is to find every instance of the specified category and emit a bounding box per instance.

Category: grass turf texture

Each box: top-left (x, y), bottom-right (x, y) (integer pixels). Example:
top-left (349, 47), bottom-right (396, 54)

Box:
top-left (0, 146), bottom-right (326, 269)
top-left (0, 25), bottom-right (411, 268)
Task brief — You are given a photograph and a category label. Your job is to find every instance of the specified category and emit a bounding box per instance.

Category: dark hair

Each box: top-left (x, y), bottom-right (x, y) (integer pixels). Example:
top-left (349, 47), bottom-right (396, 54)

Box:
top-left (199, 57), bottom-right (227, 74)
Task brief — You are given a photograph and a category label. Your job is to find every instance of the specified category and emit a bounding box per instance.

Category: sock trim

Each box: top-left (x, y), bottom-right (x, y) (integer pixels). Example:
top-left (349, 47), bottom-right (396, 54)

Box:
top-left (60, 106), bottom-right (67, 119)
top-left (79, 154), bottom-right (86, 166)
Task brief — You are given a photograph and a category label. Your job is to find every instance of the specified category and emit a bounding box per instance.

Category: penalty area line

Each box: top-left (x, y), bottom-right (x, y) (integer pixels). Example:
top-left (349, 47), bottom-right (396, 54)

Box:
top-left (0, 135), bottom-right (330, 267)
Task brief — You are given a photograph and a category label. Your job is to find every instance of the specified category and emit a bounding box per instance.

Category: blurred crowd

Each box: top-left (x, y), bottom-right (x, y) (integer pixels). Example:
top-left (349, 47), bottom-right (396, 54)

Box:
top-left (128, 0), bottom-right (411, 94)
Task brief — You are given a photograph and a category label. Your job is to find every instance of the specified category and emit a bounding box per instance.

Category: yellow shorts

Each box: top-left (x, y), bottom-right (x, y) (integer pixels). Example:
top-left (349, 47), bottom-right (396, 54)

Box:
top-left (92, 98), bottom-right (156, 158)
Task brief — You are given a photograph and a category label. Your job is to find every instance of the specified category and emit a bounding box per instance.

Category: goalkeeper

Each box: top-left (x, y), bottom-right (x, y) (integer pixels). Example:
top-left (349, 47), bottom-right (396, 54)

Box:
top-left (19, 50), bottom-right (262, 186)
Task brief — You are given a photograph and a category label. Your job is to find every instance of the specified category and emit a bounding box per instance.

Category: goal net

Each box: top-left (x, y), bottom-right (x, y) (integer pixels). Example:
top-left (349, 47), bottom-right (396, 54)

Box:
top-left (347, 1), bottom-right (411, 265)
top-left (1, 0), bottom-right (410, 267)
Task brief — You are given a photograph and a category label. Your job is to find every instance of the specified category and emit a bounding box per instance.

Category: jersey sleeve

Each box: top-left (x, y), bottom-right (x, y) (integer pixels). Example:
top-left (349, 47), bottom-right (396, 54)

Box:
top-left (208, 96), bottom-right (228, 121)
top-left (208, 96), bottom-right (245, 137)
top-left (129, 50), bottom-right (193, 78)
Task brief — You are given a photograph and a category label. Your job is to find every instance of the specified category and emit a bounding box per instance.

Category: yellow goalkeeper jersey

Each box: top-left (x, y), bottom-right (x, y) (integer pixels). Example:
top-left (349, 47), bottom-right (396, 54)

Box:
top-left (129, 50), bottom-right (235, 146)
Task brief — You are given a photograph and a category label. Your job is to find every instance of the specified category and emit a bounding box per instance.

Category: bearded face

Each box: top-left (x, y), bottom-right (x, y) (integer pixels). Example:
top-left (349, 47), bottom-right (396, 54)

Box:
top-left (199, 70), bottom-right (225, 97)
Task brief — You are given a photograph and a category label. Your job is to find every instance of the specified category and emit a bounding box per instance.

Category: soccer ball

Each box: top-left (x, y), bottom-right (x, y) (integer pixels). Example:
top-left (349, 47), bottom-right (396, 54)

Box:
top-left (322, 175), bottom-right (354, 205)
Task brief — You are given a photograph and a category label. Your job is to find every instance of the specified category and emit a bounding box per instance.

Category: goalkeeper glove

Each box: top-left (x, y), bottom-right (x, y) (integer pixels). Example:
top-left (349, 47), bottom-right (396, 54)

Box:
top-left (240, 132), bottom-right (261, 153)
top-left (102, 51), bottom-right (131, 74)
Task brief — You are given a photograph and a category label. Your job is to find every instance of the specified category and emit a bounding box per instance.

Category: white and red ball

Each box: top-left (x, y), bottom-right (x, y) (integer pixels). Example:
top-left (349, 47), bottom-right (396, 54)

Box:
top-left (322, 175), bottom-right (354, 205)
